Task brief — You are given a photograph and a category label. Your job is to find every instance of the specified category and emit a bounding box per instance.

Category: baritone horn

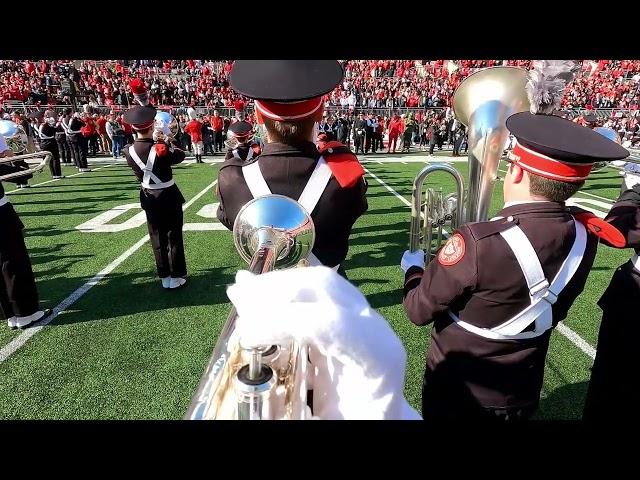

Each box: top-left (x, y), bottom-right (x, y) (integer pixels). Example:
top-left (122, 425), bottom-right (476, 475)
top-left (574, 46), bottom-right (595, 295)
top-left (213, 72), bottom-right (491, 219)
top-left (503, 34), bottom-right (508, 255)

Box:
top-left (409, 67), bottom-right (531, 264)
top-left (185, 194), bottom-right (316, 420)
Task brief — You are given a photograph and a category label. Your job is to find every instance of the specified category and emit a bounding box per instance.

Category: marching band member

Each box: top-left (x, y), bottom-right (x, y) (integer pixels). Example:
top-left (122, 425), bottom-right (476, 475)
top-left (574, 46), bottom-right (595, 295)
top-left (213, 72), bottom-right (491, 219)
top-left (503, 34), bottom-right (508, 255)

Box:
top-left (122, 79), bottom-right (187, 290)
top-left (216, 60), bottom-right (368, 277)
top-left (224, 120), bottom-right (261, 162)
top-left (0, 134), bottom-right (52, 329)
top-left (68, 111), bottom-right (90, 172)
top-left (400, 69), bottom-right (630, 421)
top-left (38, 115), bottom-right (65, 179)
top-left (60, 108), bottom-right (77, 166)
top-left (583, 172), bottom-right (640, 421)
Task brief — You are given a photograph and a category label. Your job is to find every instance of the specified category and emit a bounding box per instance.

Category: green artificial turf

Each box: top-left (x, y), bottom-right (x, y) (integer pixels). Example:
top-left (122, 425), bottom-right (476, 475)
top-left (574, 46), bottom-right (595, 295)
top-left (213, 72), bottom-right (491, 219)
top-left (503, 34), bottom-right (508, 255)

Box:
top-left (0, 152), bottom-right (632, 419)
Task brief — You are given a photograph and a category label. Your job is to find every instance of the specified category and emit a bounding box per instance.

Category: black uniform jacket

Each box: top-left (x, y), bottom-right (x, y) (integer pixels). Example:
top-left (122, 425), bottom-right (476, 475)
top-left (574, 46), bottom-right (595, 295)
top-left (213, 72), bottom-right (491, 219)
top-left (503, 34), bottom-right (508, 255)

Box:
top-left (216, 141), bottom-right (367, 267)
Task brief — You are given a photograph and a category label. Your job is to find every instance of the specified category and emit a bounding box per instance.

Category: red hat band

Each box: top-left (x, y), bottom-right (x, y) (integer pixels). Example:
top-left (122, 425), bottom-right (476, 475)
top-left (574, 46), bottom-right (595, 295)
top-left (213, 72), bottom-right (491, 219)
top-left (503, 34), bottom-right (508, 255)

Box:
top-left (132, 120), bottom-right (154, 131)
top-left (508, 141), bottom-right (593, 183)
top-left (254, 97), bottom-right (323, 121)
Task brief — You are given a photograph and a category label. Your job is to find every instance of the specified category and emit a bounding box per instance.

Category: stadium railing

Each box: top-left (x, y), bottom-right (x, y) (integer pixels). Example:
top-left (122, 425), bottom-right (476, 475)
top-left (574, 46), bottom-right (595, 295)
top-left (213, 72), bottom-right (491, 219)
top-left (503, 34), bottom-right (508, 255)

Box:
top-left (3, 103), bottom-right (638, 120)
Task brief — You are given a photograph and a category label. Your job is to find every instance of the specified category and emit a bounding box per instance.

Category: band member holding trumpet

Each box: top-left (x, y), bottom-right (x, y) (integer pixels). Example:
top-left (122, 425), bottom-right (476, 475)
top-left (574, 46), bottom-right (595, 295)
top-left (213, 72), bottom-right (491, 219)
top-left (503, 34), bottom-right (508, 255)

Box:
top-left (224, 120), bottom-right (261, 162)
top-left (216, 60), bottom-right (368, 274)
top-left (123, 79), bottom-right (188, 290)
top-left (0, 135), bottom-right (52, 329)
top-left (401, 62), bottom-right (631, 421)
top-left (38, 115), bottom-right (64, 179)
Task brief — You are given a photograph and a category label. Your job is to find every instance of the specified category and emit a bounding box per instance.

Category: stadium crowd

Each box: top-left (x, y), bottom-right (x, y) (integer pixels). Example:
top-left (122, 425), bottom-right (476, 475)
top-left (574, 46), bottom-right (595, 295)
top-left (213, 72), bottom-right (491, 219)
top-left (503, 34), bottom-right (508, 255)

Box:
top-left (2, 59), bottom-right (640, 168)
top-left (2, 60), bottom-right (640, 112)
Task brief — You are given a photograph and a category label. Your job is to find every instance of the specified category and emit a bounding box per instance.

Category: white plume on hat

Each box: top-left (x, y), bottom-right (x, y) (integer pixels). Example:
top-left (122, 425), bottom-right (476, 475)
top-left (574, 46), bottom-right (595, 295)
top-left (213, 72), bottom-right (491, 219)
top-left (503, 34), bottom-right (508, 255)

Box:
top-left (526, 60), bottom-right (581, 115)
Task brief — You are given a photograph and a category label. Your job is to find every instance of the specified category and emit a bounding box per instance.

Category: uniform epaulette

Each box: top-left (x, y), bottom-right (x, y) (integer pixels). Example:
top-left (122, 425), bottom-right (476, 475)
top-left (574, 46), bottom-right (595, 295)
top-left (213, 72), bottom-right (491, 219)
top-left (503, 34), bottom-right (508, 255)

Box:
top-left (466, 216), bottom-right (519, 241)
top-left (154, 143), bottom-right (168, 157)
top-left (318, 141), bottom-right (365, 188)
top-left (567, 206), bottom-right (626, 248)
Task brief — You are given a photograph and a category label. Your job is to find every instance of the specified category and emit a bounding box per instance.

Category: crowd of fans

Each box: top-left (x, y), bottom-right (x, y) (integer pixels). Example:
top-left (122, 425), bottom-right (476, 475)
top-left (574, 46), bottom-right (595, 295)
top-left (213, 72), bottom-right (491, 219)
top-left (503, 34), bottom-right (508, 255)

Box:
top-left (2, 59), bottom-right (640, 164)
top-left (2, 60), bottom-right (640, 114)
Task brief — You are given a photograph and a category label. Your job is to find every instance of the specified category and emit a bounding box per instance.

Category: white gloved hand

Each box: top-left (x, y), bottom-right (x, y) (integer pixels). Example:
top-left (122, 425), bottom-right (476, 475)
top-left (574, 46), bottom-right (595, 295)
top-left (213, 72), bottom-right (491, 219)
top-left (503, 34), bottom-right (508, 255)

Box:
top-left (227, 266), bottom-right (422, 420)
top-left (401, 249), bottom-right (425, 274)
top-left (623, 172), bottom-right (640, 190)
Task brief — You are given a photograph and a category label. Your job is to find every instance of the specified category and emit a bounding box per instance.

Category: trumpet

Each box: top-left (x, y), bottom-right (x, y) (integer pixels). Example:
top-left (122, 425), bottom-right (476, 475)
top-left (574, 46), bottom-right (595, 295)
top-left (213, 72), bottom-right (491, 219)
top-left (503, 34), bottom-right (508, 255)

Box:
top-left (185, 194), bottom-right (316, 420)
top-left (409, 67), bottom-right (531, 264)
top-left (153, 110), bottom-right (179, 143)
top-left (0, 151), bottom-right (52, 182)
top-left (0, 119), bottom-right (29, 154)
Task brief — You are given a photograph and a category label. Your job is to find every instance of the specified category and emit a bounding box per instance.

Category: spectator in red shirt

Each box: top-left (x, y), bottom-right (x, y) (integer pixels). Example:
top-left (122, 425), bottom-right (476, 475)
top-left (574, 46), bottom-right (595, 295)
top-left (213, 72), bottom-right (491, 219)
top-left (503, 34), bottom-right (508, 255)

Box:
top-left (184, 110), bottom-right (204, 163)
top-left (95, 114), bottom-right (109, 153)
top-left (387, 112), bottom-right (403, 153)
top-left (211, 110), bottom-right (224, 153)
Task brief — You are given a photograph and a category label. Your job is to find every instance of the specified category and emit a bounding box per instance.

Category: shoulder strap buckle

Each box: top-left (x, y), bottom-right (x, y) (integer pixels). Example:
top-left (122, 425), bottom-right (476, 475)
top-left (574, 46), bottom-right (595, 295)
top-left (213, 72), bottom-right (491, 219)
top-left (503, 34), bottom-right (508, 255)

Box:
top-left (529, 279), bottom-right (550, 298)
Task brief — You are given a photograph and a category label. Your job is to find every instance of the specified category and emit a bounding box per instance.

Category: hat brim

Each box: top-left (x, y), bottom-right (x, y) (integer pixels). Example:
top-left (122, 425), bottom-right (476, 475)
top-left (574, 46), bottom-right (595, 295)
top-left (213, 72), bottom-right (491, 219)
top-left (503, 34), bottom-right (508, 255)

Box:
top-left (123, 105), bottom-right (157, 126)
top-left (507, 112), bottom-right (629, 162)
top-left (229, 60), bottom-right (343, 101)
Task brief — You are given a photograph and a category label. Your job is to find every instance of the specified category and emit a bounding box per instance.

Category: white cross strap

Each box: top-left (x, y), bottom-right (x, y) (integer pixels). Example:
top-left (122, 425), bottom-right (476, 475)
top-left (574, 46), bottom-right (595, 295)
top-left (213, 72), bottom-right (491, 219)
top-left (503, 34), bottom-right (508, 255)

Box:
top-left (241, 156), bottom-right (337, 268)
top-left (297, 157), bottom-right (333, 215)
top-left (0, 195), bottom-right (9, 207)
top-left (632, 253), bottom-right (640, 273)
top-left (129, 145), bottom-right (175, 190)
top-left (242, 160), bottom-right (271, 198)
top-left (499, 225), bottom-right (548, 299)
top-left (450, 218), bottom-right (587, 340)
top-left (242, 156), bottom-right (333, 215)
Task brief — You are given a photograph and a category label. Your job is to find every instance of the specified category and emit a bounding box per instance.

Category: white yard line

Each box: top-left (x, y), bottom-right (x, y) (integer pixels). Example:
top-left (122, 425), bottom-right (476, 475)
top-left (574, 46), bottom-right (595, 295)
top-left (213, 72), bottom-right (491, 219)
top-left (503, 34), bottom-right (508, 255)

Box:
top-left (575, 190), bottom-right (614, 204)
top-left (0, 179), bottom-right (218, 364)
top-left (363, 166), bottom-right (411, 207)
top-left (367, 163), bottom-right (599, 361)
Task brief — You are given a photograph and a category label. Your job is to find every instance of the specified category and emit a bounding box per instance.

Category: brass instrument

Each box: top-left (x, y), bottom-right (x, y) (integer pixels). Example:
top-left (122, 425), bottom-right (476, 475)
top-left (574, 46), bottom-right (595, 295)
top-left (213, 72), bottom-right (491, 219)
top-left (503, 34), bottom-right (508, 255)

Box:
top-left (0, 119), bottom-right (29, 154)
top-left (409, 67), bottom-right (531, 264)
top-left (185, 194), bottom-right (316, 420)
top-left (0, 151), bottom-right (52, 182)
top-left (224, 128), bottom-right (250, 151)
top-left (153, 110), bottom-right (179, 143)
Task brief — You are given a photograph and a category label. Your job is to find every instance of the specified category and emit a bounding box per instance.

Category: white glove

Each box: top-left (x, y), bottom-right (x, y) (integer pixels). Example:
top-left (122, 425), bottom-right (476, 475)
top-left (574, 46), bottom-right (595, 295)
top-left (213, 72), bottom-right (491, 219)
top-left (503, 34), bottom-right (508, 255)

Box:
top-left (227, 266), bottom-right (422, 420)
top-left (401, 249), bottom-right (425, 274)
top-left (623, 172), bottom-right (640, 190)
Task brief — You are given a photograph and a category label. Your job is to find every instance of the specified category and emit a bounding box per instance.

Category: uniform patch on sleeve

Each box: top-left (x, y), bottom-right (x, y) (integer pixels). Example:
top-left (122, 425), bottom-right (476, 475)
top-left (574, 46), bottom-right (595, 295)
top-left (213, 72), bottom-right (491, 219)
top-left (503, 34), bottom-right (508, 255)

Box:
top-left (438, 233), bottom-right (466, 266)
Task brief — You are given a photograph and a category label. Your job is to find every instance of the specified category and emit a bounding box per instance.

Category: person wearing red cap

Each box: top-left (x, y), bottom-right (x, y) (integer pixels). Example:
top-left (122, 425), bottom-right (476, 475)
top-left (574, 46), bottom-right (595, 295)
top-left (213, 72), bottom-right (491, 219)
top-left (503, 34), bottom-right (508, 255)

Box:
top-left (122, 79), bottom-right (188, 290)
top-left (216, 60), bottom-right (368, 276)
top-left (400, 61), bottom-right (634, 421)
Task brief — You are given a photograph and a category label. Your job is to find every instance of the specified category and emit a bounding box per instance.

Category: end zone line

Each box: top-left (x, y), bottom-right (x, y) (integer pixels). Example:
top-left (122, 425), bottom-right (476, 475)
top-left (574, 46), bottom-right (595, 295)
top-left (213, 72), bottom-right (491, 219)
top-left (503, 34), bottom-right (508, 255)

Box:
top-left (365, 163), bottom-right (597, 361)
top-left (0, 179), bottom-right (218, 364)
